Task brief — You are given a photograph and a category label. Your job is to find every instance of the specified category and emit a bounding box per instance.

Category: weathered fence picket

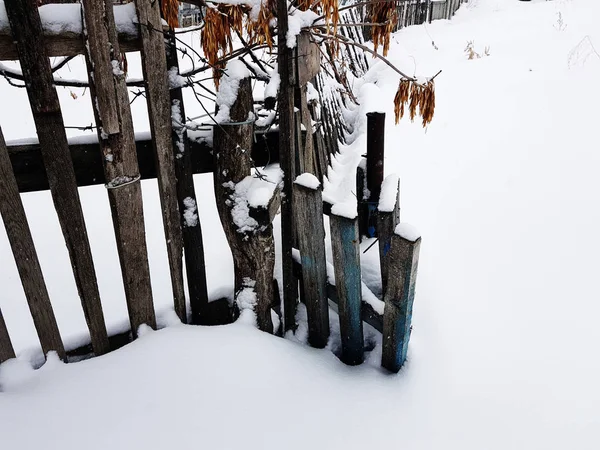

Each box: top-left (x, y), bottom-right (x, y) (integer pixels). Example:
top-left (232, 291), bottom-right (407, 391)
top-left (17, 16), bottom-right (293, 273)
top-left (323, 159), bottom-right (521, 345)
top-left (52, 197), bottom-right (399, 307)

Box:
top-left (330, 212), bottom-right (364, 365)
top-left (0, 126), bottom-right (65, 361)
top-left (82, 0), bottom-right (156, 336)
top-left (294, 174), bottom-right (330, 348)
top-left (4, 0), bottom-right (110, 356)
top-left (381, 226), bottom-right (422, 373)
top-left (165, 32), bottom-right (210, 325)
top-left (134, 0), bottom-right (187, 323)
top-left (377, 174), bottom-right (401, 296)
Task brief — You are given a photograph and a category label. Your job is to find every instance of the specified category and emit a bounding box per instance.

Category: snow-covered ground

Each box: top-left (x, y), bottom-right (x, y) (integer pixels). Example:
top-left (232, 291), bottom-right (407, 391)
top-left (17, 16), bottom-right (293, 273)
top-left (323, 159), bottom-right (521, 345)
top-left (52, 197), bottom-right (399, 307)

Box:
top-left (2, 0), bottom-right (600, 448)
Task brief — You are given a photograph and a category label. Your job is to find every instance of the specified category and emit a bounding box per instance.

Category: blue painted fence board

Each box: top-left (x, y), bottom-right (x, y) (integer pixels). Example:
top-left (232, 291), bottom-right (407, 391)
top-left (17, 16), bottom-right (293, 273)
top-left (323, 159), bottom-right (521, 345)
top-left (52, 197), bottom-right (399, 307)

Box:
top-left (330, 213), bottom-right (364, 365)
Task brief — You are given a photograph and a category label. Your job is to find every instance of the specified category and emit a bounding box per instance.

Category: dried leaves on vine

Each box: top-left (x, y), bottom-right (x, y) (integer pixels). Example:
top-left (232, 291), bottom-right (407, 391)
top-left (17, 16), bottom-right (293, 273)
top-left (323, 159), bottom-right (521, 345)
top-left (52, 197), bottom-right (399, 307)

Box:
top-left (394, 79), bottom-right (436, 127)
top-left (161, 0), bottom-right (180, 29)
top-left (371, 2), bottom-right (398, 56)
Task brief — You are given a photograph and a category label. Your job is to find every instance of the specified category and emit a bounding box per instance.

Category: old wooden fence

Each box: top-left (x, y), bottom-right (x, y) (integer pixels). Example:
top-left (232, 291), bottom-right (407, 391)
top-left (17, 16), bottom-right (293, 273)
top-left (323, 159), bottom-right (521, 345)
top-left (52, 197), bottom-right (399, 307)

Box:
top-left (0, 0), bottom-right (443, 372)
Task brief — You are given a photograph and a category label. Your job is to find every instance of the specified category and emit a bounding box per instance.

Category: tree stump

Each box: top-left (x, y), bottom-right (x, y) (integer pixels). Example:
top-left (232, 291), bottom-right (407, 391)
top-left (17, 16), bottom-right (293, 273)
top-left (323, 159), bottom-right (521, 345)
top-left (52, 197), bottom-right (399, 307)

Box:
top-left (212, 77), bottom-right (276, 333)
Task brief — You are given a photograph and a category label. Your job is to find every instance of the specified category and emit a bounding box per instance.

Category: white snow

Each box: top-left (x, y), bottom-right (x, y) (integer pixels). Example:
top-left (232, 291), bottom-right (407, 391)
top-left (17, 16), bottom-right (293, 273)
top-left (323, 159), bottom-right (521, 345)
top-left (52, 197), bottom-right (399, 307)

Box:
top-left (0, 2), bottom-right (139, 37)
top-left (330, 201), bottom-right (357, 219)
top-left (2, 1), bottom-right (600, 449)
top-left (167, 66), bottom-right (186, 89)
top-left (182, 197), bottom-right (198, 228)
top-left (394, 223), bottom-right (421, 242)
top-left (214, 60), bottom-right (251, 123)
top-left (264, 68), bottom-right (280, 100)
top-left (294, 172), bottom-right (320, 190)
top-left (378, 173), bottom-right (399, 212)
top-left (287, 9), bottom-right (319, 48)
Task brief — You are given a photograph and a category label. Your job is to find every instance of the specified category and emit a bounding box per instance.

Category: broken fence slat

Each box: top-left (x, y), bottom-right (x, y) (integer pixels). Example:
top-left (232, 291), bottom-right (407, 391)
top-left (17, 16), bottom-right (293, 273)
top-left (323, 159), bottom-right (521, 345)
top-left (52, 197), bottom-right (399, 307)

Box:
top-left (0, 126), bottom-right (65, 360)
top-left (330, 213), bottom-right (364, 365)
top-left (381, 230), bottom-right (422, 373)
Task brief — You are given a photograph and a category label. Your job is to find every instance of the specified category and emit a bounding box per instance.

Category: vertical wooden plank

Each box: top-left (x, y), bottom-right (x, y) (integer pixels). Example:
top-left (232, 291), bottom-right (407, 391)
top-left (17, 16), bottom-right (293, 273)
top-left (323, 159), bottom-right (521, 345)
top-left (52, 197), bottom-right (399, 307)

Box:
top-left (165, 32), bottom-right (209, 325)
top-left (330, 212), bottom-right (364, 365)
top-left (0, 126), bottom-right (65, 360)
top-left (365, 112), bottom-right (385, 238)
top-left (278, 0), bottom-right (299, 332)
top-left (3, 0), bottom-right (109, 355)
top-left (381, 226), bottom-right (422, 373)
top-left (133, 0), bottom-right (186, 322)
top-left (81, 0), bottom-right (156, 336)
top-left (293, 176), bottom-right (330, 348)
top-left (377, 175), bottom-right (401, 296)
top-left (0, 306), bottom-right (15, 363)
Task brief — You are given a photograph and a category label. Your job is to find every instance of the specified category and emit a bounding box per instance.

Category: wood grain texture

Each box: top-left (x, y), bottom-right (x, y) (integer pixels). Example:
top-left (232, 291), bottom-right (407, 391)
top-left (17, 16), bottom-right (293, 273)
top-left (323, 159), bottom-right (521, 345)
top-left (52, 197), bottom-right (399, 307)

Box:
top-left (81, 0), bottom-right (156, 336)
top-left (0, 33), bottom-right (140, 61)
top-left (0, 126), bottom-right (65, 360)
top-left (0, 306), bottom-right (15, 363)
top-left (8, 134), bottom-right (279, 194)
top-left (293, 183), bottom-right (329, 348)
top-left (381, 234), bottom-right (421, 373)
top-left (3, 0), bottom-right (109, 356)
top-left (377, 178), bottom-right (400, 296)
top-left (165, 31), bottom-right (209, 325)
top-left (213, 78), bottom-right (275, 333)
top-left (134, 0), bottom-right (186, 322)
top-left (330, 213), bottom-right (364, 365)
top-left (278, 0), bottom-right (299, 333)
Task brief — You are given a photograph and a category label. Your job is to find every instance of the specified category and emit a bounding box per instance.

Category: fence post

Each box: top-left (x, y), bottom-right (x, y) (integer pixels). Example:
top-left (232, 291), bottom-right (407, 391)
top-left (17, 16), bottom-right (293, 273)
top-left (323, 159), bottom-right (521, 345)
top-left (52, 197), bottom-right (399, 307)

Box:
top-left (3, 0), bottom-right (109, 355)
top-left (381, 224), bottom-right (421, 373)
top-left (164, 31), bottom-right (209, 325)
top-left (377, 174), bottom-right (401, 296)
top-left (278, 0), bottom-right (299, 332)
top-left (294, 174), bottom-right (330, 348)
top-left (364, 112), bottom-right (385, 238)
top-left (330, 210), bottom-right (364, 365)
top-left (133, 0), bottom-right (187, 323)
top-left (81, 0), bottom-right (156, 336)
top-left (0, 126), bottom-right (65, 360)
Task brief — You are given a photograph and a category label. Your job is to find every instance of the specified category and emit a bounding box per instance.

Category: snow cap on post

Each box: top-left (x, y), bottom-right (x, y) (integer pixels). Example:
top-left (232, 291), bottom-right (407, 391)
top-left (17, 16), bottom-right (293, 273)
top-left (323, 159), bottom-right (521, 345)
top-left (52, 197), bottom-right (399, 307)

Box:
top-left (331, 201), bottom-right (358, 220)
top-left (294, 172), bottom-right (321, 190)
top-left (394, 223), bottom-right (421, 242)
top-left (378, 173), bottom-right (400, 212)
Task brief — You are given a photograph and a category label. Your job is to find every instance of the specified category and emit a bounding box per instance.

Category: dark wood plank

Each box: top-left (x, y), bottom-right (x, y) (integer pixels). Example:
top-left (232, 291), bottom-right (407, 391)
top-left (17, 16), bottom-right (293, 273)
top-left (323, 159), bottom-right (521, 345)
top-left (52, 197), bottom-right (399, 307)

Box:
top-left (296, 32), bottom-right (321, 87)
top-left (0, 33), bottom-right (140, 61)
top-left (134, 0), bottom-right (186, 323)
top-left (81, 0), bottom-right (156, 337)
top-left (330, 213), bottom-right (364, 365)
top-left (249, 186), bottom-right (281, 225)
top-left (0, 126), bottom-right (65, 360)
top-left (293, 179), bottom-right (329, 348)
top-left (0, 306), bottom-right (15, 363)
top-left (278, 0), bottom-right (299, 333)
top-left (381, 231), bottom-right (422, 373)
top-left (8, 134), bottom-right (279, 194)
top-left (165, 31), bottom-right (209, 325)
top-left (377, 176), bottom-right (400, 296)
top-left (3, 0), bottom-right (109, 356)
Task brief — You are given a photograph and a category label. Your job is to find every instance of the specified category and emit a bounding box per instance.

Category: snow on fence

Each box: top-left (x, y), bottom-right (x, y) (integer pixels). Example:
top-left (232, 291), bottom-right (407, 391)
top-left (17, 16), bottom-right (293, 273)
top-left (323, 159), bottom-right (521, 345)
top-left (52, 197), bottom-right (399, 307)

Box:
top-left (0, 0), bottom-right (422, 373)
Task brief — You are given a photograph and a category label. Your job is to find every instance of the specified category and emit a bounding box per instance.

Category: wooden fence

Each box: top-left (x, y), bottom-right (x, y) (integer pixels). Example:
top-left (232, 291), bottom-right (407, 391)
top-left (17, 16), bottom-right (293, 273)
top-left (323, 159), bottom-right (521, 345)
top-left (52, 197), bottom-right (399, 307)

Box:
top-left (0, 0), bottom-right (425, 373)
top-left (0, 0), bottom-right (209, 362)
